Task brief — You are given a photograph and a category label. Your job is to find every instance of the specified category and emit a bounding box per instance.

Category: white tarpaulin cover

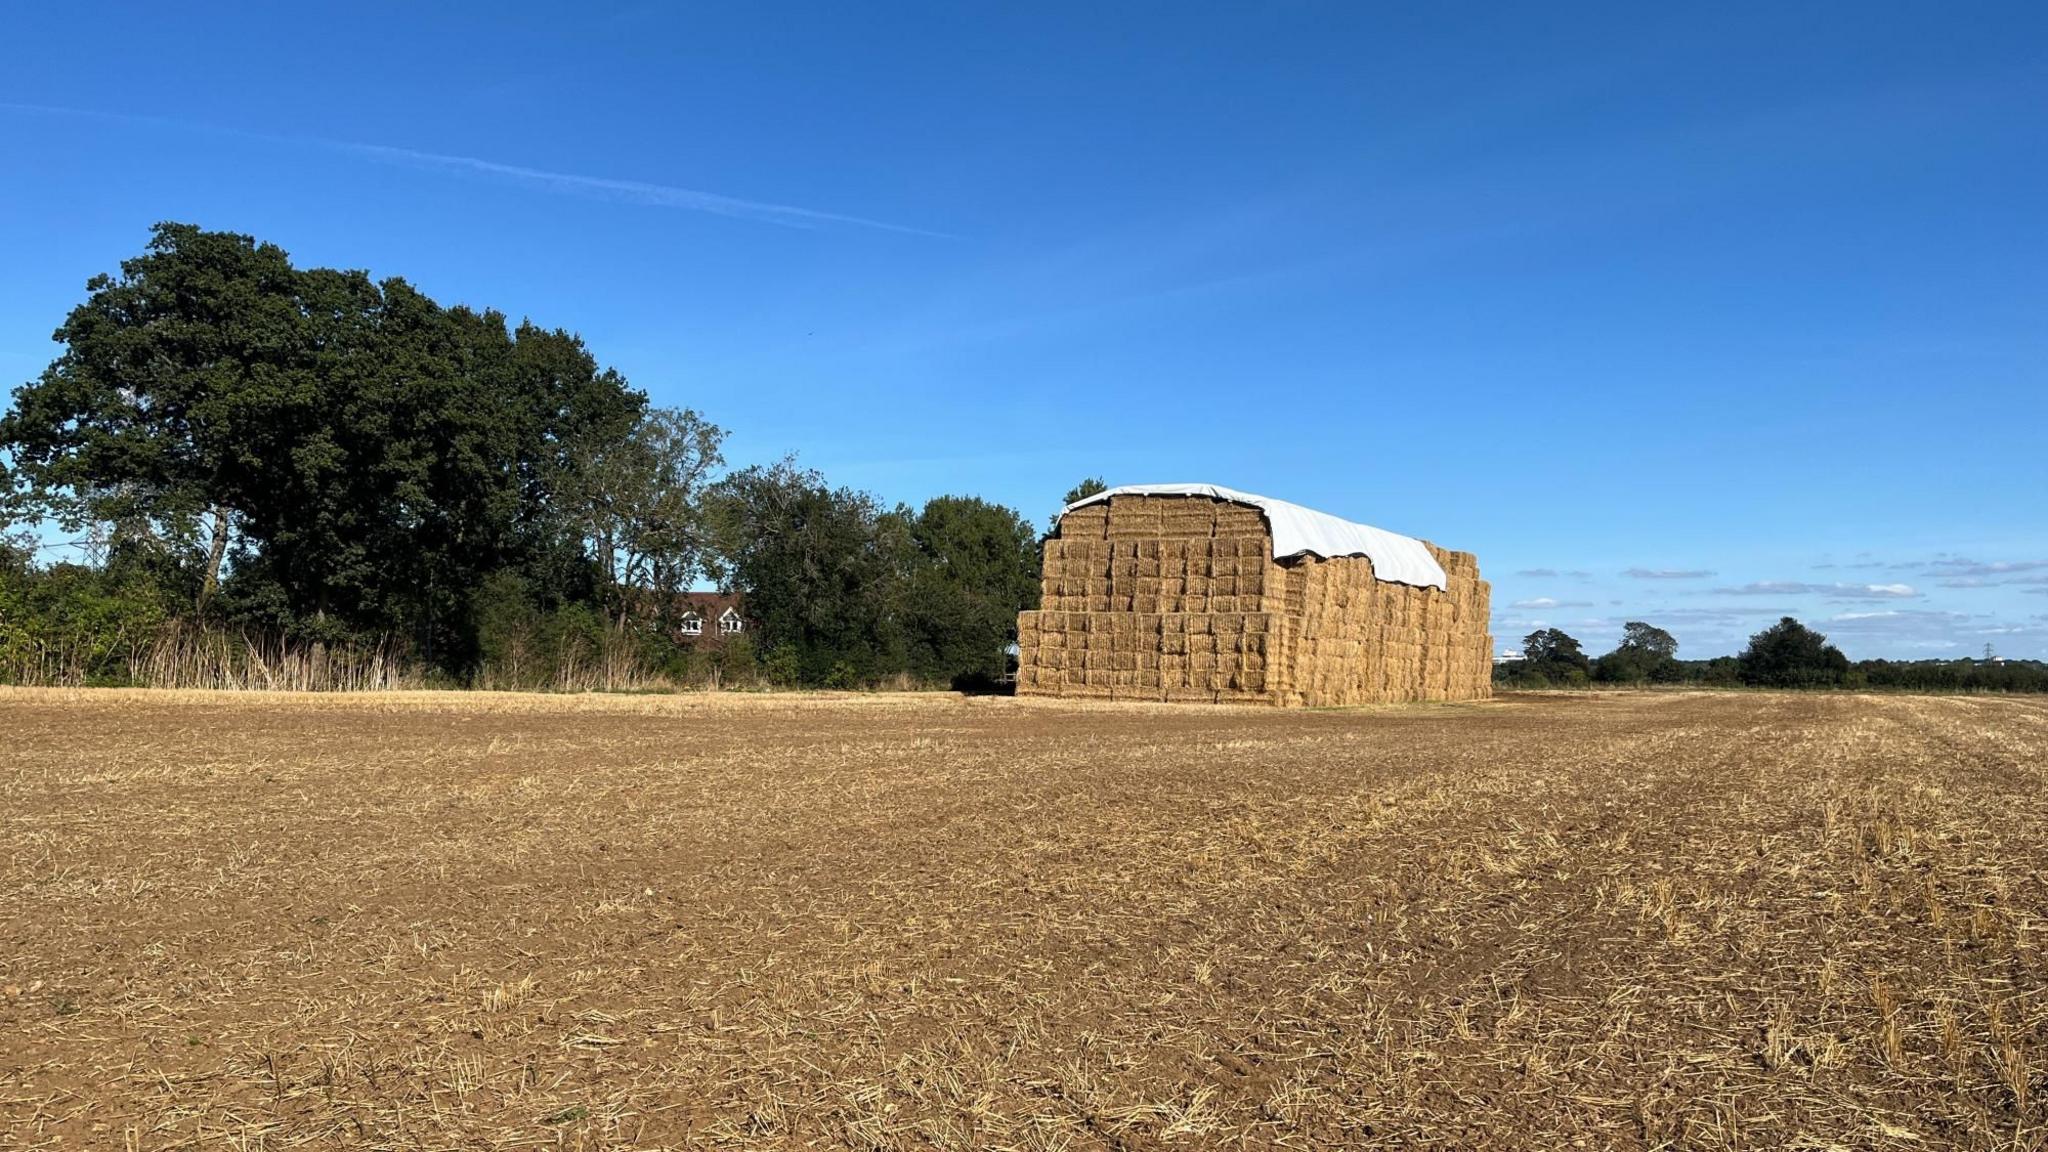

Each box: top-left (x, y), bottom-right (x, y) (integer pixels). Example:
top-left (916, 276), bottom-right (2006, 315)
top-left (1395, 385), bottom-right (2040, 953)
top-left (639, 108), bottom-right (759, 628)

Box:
top-left (1064, 483), bottom-right (1449, 591)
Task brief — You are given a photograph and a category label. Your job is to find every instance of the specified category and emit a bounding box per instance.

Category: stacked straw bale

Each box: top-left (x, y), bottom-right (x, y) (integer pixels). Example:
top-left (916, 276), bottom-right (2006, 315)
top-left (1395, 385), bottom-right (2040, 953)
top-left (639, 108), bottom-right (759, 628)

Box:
top-left (1016, 494), bottom-right (1490, 706)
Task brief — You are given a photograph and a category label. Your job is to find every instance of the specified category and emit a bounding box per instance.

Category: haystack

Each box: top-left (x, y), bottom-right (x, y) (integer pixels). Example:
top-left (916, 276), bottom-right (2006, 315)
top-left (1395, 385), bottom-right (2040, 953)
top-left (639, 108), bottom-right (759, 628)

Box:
top-left (1016, 484), bottom-right (1491, 706)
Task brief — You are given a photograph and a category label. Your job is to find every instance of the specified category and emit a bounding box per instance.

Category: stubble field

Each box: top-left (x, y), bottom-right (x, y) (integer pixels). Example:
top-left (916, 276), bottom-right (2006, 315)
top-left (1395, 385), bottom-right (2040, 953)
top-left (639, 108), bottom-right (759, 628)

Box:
top-left (2, 688), bottom-right (2045, 1150)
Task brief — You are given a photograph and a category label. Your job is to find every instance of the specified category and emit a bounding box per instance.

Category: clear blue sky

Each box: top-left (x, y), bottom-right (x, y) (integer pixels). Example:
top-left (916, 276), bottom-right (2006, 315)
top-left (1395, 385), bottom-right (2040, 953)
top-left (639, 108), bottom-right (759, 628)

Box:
top-left (4, 3), bottom-right (2044, 659)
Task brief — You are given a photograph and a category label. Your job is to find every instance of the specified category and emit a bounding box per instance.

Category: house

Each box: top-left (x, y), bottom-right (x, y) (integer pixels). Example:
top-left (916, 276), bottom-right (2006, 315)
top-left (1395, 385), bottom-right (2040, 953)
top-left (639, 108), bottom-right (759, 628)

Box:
top-left (672, 592), bottom-right (752, 647)
top-left (1015, 484), bottom-right (1492, 706)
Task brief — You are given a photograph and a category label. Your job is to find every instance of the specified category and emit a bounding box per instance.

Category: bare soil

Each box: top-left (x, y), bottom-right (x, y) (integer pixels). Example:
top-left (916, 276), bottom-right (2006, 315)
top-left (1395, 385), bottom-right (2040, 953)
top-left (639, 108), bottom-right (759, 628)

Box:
top-left (3, 688), bottom-right (2045, 1149)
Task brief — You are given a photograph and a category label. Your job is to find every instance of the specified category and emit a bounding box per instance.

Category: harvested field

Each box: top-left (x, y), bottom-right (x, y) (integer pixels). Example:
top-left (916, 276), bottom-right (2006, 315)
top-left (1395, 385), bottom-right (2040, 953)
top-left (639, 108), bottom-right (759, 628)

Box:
top-left (3, 689), bottom-right (2047, 1150)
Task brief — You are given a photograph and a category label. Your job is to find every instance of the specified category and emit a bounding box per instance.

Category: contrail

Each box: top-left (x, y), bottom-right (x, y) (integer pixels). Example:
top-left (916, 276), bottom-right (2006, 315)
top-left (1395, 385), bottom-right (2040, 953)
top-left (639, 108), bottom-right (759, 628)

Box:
top-left (0, 101), bottom-right (946, 237)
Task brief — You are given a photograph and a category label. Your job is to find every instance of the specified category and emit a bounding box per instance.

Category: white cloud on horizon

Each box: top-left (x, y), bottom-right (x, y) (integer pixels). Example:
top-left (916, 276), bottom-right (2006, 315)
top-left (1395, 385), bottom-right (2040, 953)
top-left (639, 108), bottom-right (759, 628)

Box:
top-left (1711, 581), bottom-right (1921, 599)
top-left (1831, 556), bottom-right (2048, 589)
top-left (1927, 558), bottom-right (2048, 577)
top-left (1817, 608), bottom-right (1979, 652)
top-left (1624, 567), bottom-right (1716, 579)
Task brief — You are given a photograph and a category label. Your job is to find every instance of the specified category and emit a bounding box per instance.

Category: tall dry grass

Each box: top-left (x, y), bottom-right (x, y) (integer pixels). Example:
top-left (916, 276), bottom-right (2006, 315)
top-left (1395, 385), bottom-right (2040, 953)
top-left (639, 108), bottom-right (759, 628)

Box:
top-left (134, 621), bottom-right (418, 691)
top-left (3, 620), bottom-right (920, 695)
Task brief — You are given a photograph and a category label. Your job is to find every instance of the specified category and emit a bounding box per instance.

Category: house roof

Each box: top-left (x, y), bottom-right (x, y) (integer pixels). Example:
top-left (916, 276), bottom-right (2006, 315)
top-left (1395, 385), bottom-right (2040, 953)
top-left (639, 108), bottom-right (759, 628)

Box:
top-left (1063, 482), bottom-right (1449, 590)
top-left (675, 591), bottom-right (744, 618)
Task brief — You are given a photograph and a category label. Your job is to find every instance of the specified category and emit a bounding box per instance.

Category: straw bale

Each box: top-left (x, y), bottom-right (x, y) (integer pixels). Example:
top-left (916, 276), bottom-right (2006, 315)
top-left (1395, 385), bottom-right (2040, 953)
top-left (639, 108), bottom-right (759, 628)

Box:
top-left (1019, 495), bottom-right (1491, 706)
top-left (1065, 502), bottom-right (1109, 529)
top-left (1213, 503), bottom-right (1265, 533)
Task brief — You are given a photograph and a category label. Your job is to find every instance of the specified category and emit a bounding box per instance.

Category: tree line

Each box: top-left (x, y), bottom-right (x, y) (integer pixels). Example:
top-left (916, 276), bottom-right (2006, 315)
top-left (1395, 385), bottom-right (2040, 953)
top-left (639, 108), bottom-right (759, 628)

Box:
top-left (1500, 616), bottom-right (2048, 693)
top-left (0, 223), bottom-right (1040, 690)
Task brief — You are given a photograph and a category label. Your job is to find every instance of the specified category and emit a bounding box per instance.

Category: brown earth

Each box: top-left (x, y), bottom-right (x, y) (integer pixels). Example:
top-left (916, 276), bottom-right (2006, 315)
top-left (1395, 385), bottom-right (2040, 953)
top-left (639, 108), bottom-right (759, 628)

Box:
top-left (2, 688), bottom-right (2045, 1150)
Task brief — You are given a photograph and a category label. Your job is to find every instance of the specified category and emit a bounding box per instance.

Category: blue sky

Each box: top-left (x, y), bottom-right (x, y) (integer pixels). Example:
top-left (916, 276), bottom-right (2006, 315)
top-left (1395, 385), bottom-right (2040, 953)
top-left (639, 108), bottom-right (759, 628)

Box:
top-left (4, 2), bottom-right (2045, 659)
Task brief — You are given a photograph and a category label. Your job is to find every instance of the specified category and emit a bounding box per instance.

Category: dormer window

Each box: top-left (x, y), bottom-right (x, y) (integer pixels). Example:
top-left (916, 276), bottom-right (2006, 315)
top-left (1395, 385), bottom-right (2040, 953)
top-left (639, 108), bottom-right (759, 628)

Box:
top-left (679, 613), bottom-right (703, 636)
top-left (719, 608), bottom-right (745, 634)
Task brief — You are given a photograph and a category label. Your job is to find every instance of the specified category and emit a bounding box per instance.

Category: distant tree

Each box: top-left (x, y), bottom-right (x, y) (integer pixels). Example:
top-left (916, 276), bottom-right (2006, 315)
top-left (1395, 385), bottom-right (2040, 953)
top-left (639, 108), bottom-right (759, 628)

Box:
top-left (1738, 616), bottom-right (1849, 688)
top-left (1519, 627), bottom-right (1592, 685)
top-left (1062, 477), bottom-right (1108, 506)
top-left (1521, 627), bottom-right (1586, 666)
top-left (1620, 621), bottom-right (1678, 659)
top-left (1053, 477), bottom-right (1108, 530)
top-left (1705, 656), bottom-right (1744, 686)
top-left (1596, 620), bottom-right (1680, 683)
top-left (1506, 641), bottom-right (2048, 695)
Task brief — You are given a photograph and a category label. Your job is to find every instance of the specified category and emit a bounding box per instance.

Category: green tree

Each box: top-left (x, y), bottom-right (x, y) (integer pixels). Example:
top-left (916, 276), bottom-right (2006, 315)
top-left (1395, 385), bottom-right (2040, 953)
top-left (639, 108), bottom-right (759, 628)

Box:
top-left (558, 406), bottom-right (725, 628)
top-left (499, 319), bottom-right (648, 603)
top-left (1596, 621), bottom-right (1680, 683)
top-left (0, 223), bottom-right (306, 612)
top-left (897, 496), bottom-right (1041, 684)
top-left (2, 223), bottom-right (657, 671)
top-left (1519, 627), bottom-right (1592, 685)
top-left (1620, 621), bottom-right (1678, 660)
top-left (1054, 477), bottom-right (1108, 529)
top-left (1062, 477), bottom-right (1108, 506)
top-left (1738, 616), bottom-right (1849, 688)
top-left (0, 553), bottom-right (172, 686)
top-left (707, 460), bottom-right (900, 685)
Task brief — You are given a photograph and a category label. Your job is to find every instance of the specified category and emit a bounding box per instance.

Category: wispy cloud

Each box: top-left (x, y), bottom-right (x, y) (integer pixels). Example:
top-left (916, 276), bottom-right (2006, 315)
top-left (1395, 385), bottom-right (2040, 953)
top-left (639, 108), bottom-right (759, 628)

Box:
top-left (1712, 580), bottom-right (1921, 599)
top-left (1820, 608), bottom-right (1978, 652)
top-left (1922, 558), bottom-right (2048, 587)
top-left (338, 141), bottom-right (948, 236)
top-left (0, 100), bottom-right (944, 237)
top-left (1655, 606), bottom-right (1788, 622)
top-left (1929, 558), bottom-right (2048, 577)
top-left (1624, 567), bottom-right (1716, 580)
top-left (1510, 597), bottom-right (1593, 609)
top-left (1838, 583), bottom-right (1922, 599)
